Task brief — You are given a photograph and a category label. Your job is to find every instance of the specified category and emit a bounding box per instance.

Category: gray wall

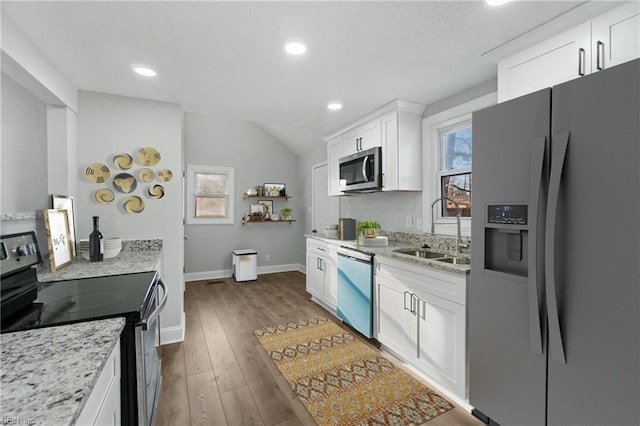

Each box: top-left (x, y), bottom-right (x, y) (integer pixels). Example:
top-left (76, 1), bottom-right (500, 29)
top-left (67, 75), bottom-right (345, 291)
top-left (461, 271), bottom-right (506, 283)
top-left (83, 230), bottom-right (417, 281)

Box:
top-left (1, 73), bottom-right (48, 214)
top-left (183, 112), bottom-right (301, 276)
top-left (76, 91), bottom-right (184, 340)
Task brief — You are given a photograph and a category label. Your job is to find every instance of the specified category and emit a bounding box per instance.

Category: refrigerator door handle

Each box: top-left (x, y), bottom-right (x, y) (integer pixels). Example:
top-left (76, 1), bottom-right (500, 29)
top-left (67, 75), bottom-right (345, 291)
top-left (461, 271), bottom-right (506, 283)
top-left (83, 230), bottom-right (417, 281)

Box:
top-left (545, 131), bottom-right (570, 364)
top-left (527, 136), bottom-right (546, 355)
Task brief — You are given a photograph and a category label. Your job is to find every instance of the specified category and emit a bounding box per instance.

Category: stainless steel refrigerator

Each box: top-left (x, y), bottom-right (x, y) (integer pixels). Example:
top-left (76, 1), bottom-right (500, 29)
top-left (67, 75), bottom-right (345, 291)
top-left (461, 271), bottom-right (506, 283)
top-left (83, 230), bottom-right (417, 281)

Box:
top-left (469, 58), bottom-right (639, 425)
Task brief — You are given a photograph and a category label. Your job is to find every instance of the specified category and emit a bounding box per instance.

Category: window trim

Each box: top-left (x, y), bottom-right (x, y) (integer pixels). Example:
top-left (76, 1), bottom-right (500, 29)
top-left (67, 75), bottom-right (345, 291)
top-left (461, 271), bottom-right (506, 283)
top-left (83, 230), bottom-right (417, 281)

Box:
top-left (422, 92), bottom-right (497, 236)
top-left (186, 164), bottom-right (235, 225)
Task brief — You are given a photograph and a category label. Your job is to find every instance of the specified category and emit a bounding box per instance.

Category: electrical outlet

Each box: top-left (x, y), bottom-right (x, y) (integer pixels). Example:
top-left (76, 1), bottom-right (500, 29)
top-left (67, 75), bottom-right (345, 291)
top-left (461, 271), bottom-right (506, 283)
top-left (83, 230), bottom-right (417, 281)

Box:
top-left (406, 216), bottom-right (413, 228)
top-left (265, 254), bottom-right (271, 262)
top-left (416, 218), bottom-right (423, 229)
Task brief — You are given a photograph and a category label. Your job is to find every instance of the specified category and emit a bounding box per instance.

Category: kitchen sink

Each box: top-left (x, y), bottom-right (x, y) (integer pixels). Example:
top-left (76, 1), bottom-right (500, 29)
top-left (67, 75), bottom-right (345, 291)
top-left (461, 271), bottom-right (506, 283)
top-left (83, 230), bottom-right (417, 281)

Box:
top-left (393, 248), bottom-right (447, 259)
top-left (435, 257), bottom-right (471, 265)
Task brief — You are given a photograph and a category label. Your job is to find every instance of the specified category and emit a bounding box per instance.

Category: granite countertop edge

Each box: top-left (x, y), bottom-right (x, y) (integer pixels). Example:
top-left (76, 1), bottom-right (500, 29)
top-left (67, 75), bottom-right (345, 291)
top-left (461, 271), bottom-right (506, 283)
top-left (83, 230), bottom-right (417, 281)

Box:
top-left (0, 317), bottom-right (126, 425)
top-left (306, 234), bottom-right (470, 275)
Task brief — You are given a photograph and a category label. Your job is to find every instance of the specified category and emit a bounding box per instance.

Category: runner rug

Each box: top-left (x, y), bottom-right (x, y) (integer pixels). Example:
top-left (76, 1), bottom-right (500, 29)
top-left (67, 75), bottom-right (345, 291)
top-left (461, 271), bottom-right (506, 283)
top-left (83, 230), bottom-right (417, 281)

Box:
top-left (254, 317), bottom-right (453, 425)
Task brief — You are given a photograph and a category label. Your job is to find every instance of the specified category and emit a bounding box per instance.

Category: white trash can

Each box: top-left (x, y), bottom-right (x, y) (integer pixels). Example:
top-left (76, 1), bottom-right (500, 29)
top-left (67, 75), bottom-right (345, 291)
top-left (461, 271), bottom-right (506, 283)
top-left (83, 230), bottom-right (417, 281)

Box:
top-left (232, 249), bottom-right (257, 282)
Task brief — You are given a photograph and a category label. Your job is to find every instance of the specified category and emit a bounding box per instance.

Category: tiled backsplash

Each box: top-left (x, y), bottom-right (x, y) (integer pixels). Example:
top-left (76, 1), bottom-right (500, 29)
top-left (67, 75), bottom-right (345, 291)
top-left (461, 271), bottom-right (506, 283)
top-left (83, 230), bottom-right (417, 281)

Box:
top-left (382, 231), bottom-right (471, 255)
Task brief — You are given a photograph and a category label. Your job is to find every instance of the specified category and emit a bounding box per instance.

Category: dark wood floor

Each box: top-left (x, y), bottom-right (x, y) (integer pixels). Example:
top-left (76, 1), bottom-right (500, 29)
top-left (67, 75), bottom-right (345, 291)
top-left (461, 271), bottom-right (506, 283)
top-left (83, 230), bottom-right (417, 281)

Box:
top-left (155, 271), bottom-right (482, 426)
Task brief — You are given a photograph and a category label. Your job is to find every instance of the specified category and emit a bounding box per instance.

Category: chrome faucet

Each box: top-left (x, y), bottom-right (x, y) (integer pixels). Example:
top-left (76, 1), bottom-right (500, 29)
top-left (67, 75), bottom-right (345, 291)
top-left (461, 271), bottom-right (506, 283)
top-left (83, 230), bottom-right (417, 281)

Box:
top-left (431, 197), bottom-right (469, 255)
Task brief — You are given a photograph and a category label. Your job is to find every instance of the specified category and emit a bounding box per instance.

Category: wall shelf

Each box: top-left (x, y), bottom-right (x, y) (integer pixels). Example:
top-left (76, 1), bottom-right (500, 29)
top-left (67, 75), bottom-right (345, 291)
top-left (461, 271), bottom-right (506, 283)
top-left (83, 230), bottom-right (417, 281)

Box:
top-left (241, 218), bottom-right (296, 226)
top-left (242, 194), bottom-right (292, 201)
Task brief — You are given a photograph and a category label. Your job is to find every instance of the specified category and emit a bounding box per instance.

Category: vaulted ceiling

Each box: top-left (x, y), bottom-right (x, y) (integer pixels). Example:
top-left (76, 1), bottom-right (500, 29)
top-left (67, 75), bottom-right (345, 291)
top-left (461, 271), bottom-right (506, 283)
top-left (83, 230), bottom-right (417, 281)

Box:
top-left (3, 1), bottom-right (589, 155)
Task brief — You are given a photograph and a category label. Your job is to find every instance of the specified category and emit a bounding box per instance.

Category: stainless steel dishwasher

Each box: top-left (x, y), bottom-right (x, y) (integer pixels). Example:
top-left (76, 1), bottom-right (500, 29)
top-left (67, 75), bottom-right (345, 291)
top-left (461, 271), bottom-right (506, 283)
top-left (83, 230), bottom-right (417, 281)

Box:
top-left (337, 248), bottom-right (374, 338)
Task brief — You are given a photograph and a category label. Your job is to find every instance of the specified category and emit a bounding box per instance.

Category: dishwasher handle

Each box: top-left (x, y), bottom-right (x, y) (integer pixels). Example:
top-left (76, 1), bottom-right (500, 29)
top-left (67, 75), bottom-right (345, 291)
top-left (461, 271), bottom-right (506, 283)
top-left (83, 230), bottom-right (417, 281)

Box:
top-left (337, 250), bottom-right (372, 264)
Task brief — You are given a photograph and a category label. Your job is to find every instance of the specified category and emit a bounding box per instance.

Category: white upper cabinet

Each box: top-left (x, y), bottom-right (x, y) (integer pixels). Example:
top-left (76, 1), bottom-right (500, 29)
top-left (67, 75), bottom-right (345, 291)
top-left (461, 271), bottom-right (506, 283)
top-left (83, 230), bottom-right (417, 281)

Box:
top-left (343, 118), bottom-right (381, 155)
top-left (497, 2), bottom-right (639, 102)
top-left (498, 22), bottom-right (591, 102)
top-left (325, 100), bottom-right (425, 195)
top-left (591, 1), bottom-right (640, 71)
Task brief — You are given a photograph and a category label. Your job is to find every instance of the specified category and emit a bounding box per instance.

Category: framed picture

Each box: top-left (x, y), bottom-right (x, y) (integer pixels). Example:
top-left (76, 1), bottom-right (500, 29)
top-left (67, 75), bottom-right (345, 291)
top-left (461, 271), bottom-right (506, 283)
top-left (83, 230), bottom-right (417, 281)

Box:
top-left (51, 195), bottom-right (77, 257)
top-left (263, 183), bottom-right (286, 197)
top-left (257, 199), bottom-right (273, 216)
top-left (44, 209), bottom-right (74, 272)
top-left (250, 203), bottom-right (265, 214)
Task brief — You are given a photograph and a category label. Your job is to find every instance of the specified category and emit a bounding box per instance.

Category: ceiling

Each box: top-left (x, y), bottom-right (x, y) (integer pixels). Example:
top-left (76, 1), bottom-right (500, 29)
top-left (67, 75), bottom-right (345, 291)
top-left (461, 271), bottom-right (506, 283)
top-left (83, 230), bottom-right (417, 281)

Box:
top-left (2, 1), bottom-right (586, 155)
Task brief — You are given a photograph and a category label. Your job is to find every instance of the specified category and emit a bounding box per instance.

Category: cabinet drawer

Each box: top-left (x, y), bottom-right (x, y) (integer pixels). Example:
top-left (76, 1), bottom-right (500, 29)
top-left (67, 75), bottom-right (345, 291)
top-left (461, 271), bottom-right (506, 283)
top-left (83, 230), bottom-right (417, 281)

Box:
top-left (376, 257), bottom-right (467, 306)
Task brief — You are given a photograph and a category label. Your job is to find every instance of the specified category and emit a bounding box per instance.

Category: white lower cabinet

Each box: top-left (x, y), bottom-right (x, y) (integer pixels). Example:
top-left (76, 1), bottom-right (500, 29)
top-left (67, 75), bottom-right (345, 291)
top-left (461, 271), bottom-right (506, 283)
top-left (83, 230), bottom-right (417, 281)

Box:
top-left (306, 239), bottom-right (338, 311)
top-left (76, 340), bottom-right (121, 426)
top-left (375, 256), bottom-right (468, 399)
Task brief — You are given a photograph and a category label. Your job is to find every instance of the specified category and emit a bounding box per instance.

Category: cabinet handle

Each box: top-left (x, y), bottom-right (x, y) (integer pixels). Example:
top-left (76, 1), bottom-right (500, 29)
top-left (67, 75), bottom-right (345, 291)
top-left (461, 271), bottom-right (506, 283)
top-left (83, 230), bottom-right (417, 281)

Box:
top-left (410, 293), bottom-right (417, 314)
top-left (596, 41), bottom-right (604, 71)
top-left (578, 48), bottom-right (586, 76)
top-left (359, 137), bottom-right (363, 151)
top-left (319, 259), bottom-right (323, 271)
top-left (403, 291), bottom-right (410, 311)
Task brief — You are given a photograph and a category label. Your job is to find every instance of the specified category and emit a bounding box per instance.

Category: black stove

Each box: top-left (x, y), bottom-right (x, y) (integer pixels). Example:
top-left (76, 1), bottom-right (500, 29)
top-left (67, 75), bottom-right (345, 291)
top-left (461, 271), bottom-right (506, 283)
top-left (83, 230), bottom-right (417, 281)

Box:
top-left (1, 270), bottom-right (157, 333)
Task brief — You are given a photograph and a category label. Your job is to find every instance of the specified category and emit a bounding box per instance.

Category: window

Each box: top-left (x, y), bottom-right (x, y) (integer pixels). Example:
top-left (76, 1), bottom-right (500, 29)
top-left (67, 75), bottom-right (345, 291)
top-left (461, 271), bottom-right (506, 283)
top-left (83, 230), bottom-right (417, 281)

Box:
top-left (186, 165), bottom-right (234, 224)
top-left (437, 123), bottom-right (472, 218)
top-left (422, 92), bottom-right (497, 235)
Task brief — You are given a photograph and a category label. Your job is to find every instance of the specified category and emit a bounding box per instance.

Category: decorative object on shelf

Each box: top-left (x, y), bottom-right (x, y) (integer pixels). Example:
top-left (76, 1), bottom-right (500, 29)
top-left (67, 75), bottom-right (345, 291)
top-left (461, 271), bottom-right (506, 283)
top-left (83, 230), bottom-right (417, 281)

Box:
top-left (245, 188), bottom-right (258, 196)
top-left (113, 153), bottom-right (134, 170)
top-left (89, 216), bottom-right (103, 262)
top-left (51, 195), bottom-right (77, 257)
top-left (147, 184), bottom-right (165, 199)
top-left (95, 188), bottom-right (115, 204)
top-left (157, 169), bottom-right (173, 182)
top-left (123, 196), bottom-right (145, 214)
top-left (136, 147), bottom-right (161, 166)
top-left (112, 173), bottom-right (137, 193)
top-left (280, 207), bottom-right (292, 220)
top-left (85, 163), bottom-right (111, 183)
top-left (264, 183), bottom-right (285, 197)
top-left (258, 200), bottom-right (273, 219)
top-left (270, 214), bottom-right (280, 221)
top-left (44, 209), bottom-right (74, 272)
top-left (138, 168), bottom-right (155, 183)
top-left (357, 220), bottom-right (381, 238)
top-left (256, 185), bottom-right (263, 196)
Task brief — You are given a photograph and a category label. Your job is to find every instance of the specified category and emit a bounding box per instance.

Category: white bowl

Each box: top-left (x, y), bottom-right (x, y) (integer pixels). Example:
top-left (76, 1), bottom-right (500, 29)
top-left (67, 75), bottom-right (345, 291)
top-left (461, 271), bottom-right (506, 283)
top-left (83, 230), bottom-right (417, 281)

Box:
top-left (246, 189), bottom-right (258, 196)
top-left (270, 214), bottom-right (280, 221)
top-left (325, 224), bottom-right (338, 230)
top-left (324, 229), bottom-right (339, 238)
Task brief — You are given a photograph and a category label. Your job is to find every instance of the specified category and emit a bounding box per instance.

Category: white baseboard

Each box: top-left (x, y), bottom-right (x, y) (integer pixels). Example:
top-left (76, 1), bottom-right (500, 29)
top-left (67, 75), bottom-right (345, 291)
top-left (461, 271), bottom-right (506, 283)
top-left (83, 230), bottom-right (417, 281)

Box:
top-left (184, 264), bottom-right (305, 283)
top-left (160, 312), bottom-right (185, 344)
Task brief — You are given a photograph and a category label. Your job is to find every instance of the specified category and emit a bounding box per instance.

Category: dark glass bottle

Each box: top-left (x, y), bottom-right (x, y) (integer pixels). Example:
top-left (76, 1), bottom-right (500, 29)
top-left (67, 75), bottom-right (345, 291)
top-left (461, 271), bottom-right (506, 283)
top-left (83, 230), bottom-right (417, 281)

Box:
top-left (89, 216), bottom-right (103, 262)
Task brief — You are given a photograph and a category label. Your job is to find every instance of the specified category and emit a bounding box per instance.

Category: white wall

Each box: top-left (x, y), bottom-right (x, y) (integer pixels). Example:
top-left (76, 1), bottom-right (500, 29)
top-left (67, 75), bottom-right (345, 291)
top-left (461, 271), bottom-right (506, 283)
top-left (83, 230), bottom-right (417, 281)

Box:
top-left (183, 112), bottom-right (301, 278)
top-left (1, 72), bottom-right (49, 214)
top-left (76, 91), bottom-right (184, 343)
top-left (340, 191), bottom-right (424, 233)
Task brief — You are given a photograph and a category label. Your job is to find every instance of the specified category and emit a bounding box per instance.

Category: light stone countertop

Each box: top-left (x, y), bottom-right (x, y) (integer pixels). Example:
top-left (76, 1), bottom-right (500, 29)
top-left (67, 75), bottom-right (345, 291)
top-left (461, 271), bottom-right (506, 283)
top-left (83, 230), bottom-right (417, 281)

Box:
top-left (0, 317), bottom-right (125, 426)
top-left (306, 234), bottom-right (470, 275)
top-left (37, 249), bottom-right (162, 283)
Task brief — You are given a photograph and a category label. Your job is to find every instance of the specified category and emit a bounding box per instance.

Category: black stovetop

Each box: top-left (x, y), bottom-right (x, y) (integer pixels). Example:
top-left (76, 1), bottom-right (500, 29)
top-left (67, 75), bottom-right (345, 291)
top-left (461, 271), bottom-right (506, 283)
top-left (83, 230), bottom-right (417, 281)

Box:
top-left (1, 270), bottom-right (158, 333)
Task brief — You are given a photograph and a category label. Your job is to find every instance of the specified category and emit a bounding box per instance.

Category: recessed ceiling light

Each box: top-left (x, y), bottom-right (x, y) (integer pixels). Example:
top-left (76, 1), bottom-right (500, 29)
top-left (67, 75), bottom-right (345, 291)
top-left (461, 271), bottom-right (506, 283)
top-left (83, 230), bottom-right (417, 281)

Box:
top-left (486, 0), bottom-right (511, 6)
top-left (133, 66), bottom-right (157, 77)
top-left (327, 103), bottom-right (343, 110)
top-left (284, 41), bottom-right (307, 55)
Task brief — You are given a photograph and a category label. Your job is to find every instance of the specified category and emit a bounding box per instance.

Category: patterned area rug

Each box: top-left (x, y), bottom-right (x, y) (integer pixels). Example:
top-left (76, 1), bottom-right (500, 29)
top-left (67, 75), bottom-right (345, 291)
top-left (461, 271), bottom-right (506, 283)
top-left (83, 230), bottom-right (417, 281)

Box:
top-left (254, 317), bottom-right (453, 425)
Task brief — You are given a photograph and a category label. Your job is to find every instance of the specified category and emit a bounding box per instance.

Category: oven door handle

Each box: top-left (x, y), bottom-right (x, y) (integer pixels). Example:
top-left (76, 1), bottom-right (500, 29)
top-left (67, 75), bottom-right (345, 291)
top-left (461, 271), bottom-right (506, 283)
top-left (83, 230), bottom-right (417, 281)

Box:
top-left (140, 279), bottom-right (168, 331)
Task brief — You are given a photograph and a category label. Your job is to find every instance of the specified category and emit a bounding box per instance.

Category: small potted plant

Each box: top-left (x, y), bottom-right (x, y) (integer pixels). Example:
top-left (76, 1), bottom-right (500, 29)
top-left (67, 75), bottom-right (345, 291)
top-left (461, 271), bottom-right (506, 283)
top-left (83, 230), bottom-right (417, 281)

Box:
top-left (280, 207), bottom-right (292, 220)
top-left (357, 220), bottom-right (381, 238)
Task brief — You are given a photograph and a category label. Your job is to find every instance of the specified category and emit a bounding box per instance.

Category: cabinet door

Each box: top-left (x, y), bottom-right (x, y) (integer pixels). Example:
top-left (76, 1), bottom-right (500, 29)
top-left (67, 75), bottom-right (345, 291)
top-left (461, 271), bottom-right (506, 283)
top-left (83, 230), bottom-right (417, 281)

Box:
top-left (376, 274), bottom-right (410, 359)
top-left (322, 256), bottom-right (338, 310)
top-left (344, 128), bottom-right (361, 155)
top-left (306, 252), bottom-right (323, 298)
top-left (498, 22), bottom-right (591, 102)
top-left (411, 291), bottom-right (466, 398)
top-left (360, 118), bottom-right (382, 151)
top-left (327, 137), bottom-right (345, 196)
top-left (591, 2), bottom-right (640, 71)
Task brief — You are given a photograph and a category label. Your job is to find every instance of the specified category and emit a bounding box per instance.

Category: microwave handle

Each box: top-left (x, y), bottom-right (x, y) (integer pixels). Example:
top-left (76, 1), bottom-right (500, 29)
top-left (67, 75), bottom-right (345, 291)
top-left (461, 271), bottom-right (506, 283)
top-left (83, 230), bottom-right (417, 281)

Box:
top-left (362, 156), bottom-right (369, 181)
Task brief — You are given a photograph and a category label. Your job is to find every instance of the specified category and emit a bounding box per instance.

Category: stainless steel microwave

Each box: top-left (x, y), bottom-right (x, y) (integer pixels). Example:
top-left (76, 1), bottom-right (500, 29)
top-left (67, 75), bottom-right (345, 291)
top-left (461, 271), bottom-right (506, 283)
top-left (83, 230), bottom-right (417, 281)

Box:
top-left (339, 146), bottom-right (382, 192)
